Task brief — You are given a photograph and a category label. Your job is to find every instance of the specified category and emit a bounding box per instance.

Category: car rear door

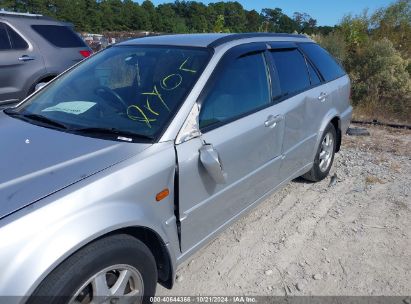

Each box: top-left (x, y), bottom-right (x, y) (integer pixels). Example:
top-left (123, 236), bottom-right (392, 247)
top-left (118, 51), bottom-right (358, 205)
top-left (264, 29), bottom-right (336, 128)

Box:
top-left (0, 21), bottom-right (45, 105)
top-left (266, 45), bottom-right (324, 178)
top-left (299, 42), bottom-right (350, 132)
top-left (176, 44), bottom-right (286, 253)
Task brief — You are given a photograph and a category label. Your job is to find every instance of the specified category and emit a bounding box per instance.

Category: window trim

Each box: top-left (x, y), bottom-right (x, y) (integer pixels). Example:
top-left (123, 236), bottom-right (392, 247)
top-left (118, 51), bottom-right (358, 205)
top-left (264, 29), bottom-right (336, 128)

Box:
top-left (198, 42), bottom-right (273, 133)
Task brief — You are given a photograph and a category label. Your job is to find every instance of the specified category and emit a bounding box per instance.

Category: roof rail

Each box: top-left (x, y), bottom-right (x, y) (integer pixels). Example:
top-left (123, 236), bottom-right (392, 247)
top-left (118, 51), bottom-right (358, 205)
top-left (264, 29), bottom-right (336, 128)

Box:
top-left (208, 33), bottom-right (308, 48)
top-left (0, 9), bottom-right (55, 21)
top-left (0, 9), bottom-right (43, 17)
top-left (0, 9), bottom-right (58, 21)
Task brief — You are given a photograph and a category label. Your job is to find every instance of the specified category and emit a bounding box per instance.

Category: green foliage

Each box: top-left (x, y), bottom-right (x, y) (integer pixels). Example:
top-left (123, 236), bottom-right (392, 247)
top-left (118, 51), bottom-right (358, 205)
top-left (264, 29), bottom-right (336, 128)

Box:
top-left (349, 38), bottom-right (410, 106)
top-left (314, 1), bottom-right (411, 122)
top-left (293, 12), bottom-right (317, 34)
top-left (213, 14), bottom-right (228, 33)
top-left (314, 31), bottom-right (347, 62)
top-left (370, 0), bottom-right (411, 57)
top-left (339, 13), bottom-right (369, 48)
top-left (0, 0), bottom-right (319, 34)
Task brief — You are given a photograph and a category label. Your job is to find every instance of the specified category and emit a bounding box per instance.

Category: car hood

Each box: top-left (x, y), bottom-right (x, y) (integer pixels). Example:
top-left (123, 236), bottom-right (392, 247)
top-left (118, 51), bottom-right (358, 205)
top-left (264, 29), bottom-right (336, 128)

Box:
top-left (0, 112), bottom-right (150, 219)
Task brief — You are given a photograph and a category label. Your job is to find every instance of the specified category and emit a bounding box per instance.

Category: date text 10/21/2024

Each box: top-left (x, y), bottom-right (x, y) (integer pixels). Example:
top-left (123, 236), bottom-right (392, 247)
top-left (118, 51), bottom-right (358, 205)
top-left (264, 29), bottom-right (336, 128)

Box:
top-left (150, 296), bottom-right (258, 303)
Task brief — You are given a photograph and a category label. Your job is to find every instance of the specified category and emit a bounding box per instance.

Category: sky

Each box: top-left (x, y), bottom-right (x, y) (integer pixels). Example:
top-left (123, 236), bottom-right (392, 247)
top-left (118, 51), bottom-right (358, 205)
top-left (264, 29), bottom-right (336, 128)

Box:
top-left (147, 0), bottom-right (395, 26)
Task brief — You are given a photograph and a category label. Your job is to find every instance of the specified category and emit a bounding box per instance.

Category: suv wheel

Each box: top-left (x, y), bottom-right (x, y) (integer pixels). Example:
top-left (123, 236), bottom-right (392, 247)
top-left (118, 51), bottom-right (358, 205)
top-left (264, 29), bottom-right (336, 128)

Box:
top-left (303, 123), bottom-right (337, 182)
top-left (29, 234), bottom-right (157, 304)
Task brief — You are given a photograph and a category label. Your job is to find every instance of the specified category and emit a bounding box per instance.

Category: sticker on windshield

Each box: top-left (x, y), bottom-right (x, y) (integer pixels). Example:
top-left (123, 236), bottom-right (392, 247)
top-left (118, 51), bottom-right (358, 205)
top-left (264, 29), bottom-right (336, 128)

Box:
top-left (42, 101), bottom-right (96, 115)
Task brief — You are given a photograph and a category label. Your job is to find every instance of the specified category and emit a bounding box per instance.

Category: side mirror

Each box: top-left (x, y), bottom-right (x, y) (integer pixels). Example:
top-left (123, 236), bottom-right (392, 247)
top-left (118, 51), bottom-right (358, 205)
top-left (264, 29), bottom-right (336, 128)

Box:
top-left (199, 143), bottom-right (227, 184)
top-left (35, 82), bottom-right (47, 92)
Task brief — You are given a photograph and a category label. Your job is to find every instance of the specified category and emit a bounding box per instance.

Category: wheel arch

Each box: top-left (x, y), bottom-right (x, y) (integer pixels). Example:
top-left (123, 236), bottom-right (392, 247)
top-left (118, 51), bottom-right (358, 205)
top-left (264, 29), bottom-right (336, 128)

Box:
top-left (330, 116), bottom-right (342, 152)
top-left (27, 74), bottom-right (58, 96)
top-left (26, 224), bottom-right (175, 302)
top-left (111, 226), bottom-right (174, 289)
top-left (317, 109), bottom-right (342, 154)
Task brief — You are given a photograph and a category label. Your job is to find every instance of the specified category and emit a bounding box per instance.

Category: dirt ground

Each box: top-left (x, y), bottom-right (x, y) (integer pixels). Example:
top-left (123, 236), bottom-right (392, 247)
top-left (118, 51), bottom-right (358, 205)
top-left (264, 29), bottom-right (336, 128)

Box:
top-left (157, 124), bottom-right (411, 296)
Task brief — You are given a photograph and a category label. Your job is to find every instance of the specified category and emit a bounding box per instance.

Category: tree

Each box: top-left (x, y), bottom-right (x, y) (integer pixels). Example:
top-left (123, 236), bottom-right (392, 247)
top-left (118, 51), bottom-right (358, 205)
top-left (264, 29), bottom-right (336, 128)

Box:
top-left (261, 8), bottom-right (299, 32)
top-left (370, 0), bottom-right (411, 57)
top-left (246, 10), bottom-right (261, 32)
top-left (213, 14), bottom-right (226, 33)
top-left (0, 0), bottom-right (337, 35)
top-left (154, 3), bottom-right (187, 33)
top-left (141, 0), bottom-right (156, 31)
top-left (339, 13), bottom-right (369, 48)
top-left (221, 1), bottom-right (247, 32)
top-left (52, 0), bottom-right (88, 31)
top-left (293, 12), bottom-right (317, 34)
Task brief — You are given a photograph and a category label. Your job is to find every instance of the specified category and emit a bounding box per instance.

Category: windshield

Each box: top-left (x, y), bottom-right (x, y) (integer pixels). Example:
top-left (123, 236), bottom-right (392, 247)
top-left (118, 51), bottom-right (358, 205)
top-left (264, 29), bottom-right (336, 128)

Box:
top-left (10, 45), bottom-right (211, 142)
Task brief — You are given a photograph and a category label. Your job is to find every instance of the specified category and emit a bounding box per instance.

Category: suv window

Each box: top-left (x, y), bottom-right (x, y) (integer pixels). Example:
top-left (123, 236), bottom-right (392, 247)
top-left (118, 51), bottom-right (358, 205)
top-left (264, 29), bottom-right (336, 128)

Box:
top-left (0, 23), bottom-right (11, 50)
top-left (32, 25), bottom-right (86, 48)
top-left (299, 43), bottom-right (346, 81)
top-left (269, 49), bottom-right (310, 98)
top-left (6, 24), bottom-right (28, 50)
top-left (199, 53), bottom-right (270, 129)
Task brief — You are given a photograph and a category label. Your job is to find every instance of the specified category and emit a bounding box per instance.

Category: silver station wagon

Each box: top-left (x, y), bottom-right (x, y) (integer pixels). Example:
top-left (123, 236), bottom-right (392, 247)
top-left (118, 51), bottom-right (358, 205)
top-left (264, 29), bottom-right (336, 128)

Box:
top-left (0, 33), bottom-right (352, 303)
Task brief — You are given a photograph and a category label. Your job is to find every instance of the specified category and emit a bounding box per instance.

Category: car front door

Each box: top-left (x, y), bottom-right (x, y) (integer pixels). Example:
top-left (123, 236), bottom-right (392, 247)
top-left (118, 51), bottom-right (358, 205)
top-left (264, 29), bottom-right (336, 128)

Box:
top-left (176, 44), bottom-right (286, 253)
top-left (0, 22), bottom-right (45, 105)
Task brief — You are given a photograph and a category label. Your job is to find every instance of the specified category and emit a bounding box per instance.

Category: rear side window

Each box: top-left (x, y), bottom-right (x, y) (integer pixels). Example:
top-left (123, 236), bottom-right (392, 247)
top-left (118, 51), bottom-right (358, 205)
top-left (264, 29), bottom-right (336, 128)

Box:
top-left (269, 49), bottom-right (310, 98)
top-left (7, 25), bottom-right (28, 49)
top-left (0, 22), bottom-right (28, 50)
top-left (0, 23), bottom-right (11, 50)
top-left (299, 43), bottom-right (346, 81)
top-left (200, 53), bottom-right (270, 129)
top-left (306, 60), bottom-right (322, 86)
top-left (32, 25), bottom-right (86, 48)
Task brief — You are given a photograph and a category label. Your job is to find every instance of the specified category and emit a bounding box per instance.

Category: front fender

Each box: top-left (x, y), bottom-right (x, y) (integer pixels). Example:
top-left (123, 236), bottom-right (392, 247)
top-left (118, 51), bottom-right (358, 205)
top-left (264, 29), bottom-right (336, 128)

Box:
top-left (0, 142), bottom-right (179, 302)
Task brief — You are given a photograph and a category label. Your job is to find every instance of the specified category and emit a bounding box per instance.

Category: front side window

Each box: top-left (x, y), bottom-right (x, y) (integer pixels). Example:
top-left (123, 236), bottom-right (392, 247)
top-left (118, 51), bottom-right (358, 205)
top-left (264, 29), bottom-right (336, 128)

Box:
top-left (269, 49), bottom-right (311, 98)
top-left (7, 46), bottom-right (210, 141)
top-left (199, 53), bottom-right (270, 129)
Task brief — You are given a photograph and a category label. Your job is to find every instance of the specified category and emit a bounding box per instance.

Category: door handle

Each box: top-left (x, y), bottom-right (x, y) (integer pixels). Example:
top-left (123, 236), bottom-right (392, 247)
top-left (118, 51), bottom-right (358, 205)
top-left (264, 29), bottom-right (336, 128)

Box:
top-left (318, 92), bottom-right (328, 101)
top-left (264, 115), bottom-right (283, 128)
top-left (18, 55), bottom-right (35, 62)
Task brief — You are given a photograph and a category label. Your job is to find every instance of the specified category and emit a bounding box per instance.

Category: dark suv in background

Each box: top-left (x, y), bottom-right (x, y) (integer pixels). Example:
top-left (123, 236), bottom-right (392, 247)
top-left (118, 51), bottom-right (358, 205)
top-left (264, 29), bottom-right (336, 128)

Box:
top-left (0, 10), bottom-right (91, 107)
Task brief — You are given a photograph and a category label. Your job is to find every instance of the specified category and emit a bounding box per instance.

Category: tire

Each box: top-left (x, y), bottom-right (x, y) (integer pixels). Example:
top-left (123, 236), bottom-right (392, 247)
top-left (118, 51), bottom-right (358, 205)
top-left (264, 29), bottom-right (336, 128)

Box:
top-left (303, 123), bottom-right (337, 182)
top-left (29, 234), bottom-right (157, 304)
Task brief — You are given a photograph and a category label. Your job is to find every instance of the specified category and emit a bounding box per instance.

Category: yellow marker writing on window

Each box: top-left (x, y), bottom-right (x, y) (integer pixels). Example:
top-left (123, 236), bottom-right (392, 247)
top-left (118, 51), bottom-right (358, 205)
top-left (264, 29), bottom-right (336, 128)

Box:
top-left (161, 73), bottom-right (183, 91)
top-left (144, 97), bottom-right (159, 116)
top-left (142, 85), bottom-right (170, 112)
top-left (179, 58), bottom-right (197, 73)
top-left (127, 105), bottom-right (156, 128)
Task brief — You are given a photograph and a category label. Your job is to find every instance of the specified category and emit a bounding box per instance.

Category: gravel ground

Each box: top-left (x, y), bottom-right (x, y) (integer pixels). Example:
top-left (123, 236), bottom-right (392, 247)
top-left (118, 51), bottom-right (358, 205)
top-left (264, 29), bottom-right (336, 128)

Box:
top-left (158, 124), bottom-right (411, 296)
